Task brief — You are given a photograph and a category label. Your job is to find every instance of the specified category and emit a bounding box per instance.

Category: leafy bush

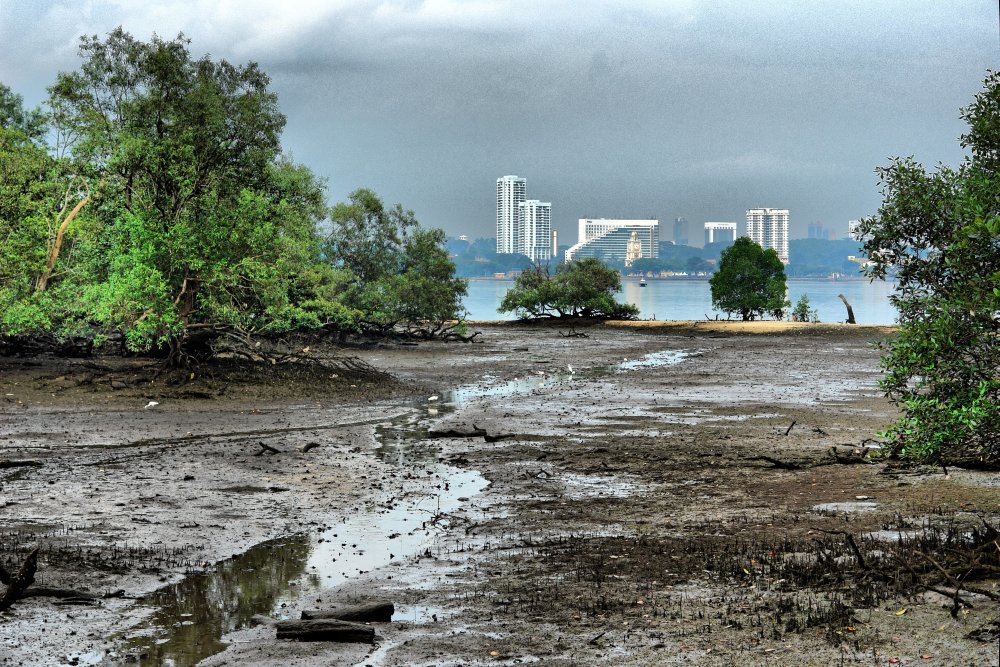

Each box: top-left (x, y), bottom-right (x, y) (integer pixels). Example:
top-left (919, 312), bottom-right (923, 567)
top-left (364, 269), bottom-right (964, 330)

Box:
top-left (791, 294), bottom-right (819, 322)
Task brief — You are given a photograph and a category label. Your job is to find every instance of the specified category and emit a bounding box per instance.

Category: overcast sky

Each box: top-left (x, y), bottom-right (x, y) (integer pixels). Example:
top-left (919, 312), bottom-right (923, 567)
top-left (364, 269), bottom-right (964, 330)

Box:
top-left (1, 1), bottom-right (997, 243)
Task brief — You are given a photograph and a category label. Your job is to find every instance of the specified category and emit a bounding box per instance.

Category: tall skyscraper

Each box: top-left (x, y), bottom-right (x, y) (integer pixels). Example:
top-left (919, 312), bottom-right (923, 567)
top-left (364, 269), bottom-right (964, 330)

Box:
top-left (519, 199), bottom-right (552, 263)
top-left (673, 217), bottom-right (689, 246)
top-left (496, 175), bottom-right (526, 254)
top-left (746, 208), bottom-right (790, 263)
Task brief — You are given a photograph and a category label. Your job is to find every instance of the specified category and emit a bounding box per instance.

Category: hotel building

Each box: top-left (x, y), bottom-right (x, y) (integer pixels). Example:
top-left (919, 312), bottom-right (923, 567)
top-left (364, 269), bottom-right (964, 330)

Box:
top-left (565, 219), bottom-right (659, 265)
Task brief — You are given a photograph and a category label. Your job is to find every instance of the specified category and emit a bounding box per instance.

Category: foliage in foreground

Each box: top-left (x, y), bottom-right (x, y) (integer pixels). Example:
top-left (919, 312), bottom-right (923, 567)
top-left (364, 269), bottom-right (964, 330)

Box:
top-left (499, 258), bottom-right (639, 320)
top-left (859, 71), bottom-right (1000, 467)
top-left (0, 30), bottom-right (466, 360)
top-left (709, 237), bottom-right (788, 321)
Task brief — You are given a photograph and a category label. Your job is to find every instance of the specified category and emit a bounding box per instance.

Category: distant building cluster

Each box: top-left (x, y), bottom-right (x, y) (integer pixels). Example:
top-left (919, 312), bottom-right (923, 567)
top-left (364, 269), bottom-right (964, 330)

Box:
top-left (565, 219), bottom-right (660, 265)
top-left (496, 175), bottom-right (554, 263)
top-left (489, 175), bottom-right (868, 269)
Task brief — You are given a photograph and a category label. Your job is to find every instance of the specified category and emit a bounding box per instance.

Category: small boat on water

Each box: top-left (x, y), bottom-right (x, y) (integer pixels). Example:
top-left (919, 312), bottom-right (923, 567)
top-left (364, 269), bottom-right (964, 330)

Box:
top-left (639, 278), bottom-right (647, 287)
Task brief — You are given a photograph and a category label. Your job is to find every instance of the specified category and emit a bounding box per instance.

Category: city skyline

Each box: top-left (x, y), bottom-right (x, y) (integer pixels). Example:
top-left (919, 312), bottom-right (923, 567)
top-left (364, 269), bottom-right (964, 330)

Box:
top-left (1, 3), bottom-right (996, 242)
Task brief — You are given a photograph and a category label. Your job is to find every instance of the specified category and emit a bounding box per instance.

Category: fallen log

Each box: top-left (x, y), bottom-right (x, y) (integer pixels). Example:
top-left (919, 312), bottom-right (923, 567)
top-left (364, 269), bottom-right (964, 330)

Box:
top-left (301, 602), bottom-right (394, 622)
top-left (275, 618), bottom-right (375, 643)
top-left (0, 460), bottom-right (43, 469)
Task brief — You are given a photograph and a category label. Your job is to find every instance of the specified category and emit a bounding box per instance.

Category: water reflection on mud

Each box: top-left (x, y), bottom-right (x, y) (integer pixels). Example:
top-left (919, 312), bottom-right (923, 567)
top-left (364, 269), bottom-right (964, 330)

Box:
top-left (124, 536), bottom-right (310, 665)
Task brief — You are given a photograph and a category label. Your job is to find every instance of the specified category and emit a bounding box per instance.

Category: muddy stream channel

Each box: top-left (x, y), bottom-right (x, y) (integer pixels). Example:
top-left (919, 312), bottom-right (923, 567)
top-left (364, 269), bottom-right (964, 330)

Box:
top-left (113, 350), bottom-right (690, 666)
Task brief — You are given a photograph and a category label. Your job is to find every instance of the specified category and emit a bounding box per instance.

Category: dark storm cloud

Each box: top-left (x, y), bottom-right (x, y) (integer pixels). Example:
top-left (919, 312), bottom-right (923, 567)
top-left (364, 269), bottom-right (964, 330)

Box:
top-left (1, 1), bottom-right (996, 242)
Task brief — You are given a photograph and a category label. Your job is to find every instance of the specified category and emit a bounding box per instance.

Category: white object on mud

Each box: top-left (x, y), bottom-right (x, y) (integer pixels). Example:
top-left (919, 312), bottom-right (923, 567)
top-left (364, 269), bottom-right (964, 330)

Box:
top-left (144, 401), bottom-right (159, 409)
top-left (428, 395), bottom-right (439, 401)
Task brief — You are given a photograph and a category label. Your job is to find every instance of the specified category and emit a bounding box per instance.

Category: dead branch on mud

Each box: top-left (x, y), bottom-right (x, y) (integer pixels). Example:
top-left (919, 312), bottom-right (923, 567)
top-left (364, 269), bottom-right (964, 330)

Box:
top-left (254, 442), bottom-right (282, 456)
top-left (559, 328), bottom-right (589, 338)
top-left (749, 446), bottom-right (875, 470)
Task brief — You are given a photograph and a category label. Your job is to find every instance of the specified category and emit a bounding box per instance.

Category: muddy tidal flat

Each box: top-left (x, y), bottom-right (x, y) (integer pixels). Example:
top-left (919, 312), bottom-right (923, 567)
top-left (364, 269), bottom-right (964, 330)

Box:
top-left (1, 322), bottom-right (998, 666)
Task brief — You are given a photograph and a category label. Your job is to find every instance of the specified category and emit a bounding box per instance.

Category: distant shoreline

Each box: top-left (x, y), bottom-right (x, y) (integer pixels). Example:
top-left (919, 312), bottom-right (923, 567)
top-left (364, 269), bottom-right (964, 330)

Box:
top-left (463, 275), bottom-right (884, 283)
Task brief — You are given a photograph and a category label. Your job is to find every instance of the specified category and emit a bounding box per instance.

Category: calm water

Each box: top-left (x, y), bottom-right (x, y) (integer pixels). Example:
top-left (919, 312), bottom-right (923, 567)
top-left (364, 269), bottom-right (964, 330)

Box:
top-left (464, 278), bottom-right (897, 324)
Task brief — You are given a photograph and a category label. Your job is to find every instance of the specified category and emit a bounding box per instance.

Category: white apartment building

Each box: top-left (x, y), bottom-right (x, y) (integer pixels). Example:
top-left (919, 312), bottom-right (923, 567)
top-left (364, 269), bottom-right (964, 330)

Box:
top-left (745, 208), bottom-right (789, 263)
top-left (519, 199), bottom-right (552, 263)
top-left (496, 175), bottom-right (526, 255)
top-left (565, 219), bottom-right (659, 264)
top-left (704, 222), bottom-right (737, 246)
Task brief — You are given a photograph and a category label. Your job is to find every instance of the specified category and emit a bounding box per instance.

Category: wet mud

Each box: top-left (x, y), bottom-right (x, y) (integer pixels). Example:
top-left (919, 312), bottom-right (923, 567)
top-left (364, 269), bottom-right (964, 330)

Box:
top-left (1, 323), bottom-right (998, 666)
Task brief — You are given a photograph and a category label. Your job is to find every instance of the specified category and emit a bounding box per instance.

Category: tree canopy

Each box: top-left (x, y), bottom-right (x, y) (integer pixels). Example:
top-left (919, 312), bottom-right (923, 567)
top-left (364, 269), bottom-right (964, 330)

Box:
top-left (499, 258), bottom-right (639, 320)
top-left (326, 188), bottom-right (467, 336)
top-left (858, 71), bottom-right (1000, 467)
top-left (0, 29), bottom-right (468, 360)
top-left (709, 237), bottom-right (788, 321)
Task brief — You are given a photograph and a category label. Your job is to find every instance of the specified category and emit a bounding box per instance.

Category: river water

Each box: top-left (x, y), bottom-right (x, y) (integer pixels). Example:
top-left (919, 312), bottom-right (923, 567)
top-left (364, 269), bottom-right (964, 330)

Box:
top-left (464, 278), bottom-right (898, 325)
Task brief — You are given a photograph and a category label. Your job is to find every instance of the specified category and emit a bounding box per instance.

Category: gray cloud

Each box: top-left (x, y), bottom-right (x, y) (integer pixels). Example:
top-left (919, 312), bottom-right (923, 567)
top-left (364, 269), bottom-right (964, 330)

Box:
top-left (1, 1), bottom-right (995, 242)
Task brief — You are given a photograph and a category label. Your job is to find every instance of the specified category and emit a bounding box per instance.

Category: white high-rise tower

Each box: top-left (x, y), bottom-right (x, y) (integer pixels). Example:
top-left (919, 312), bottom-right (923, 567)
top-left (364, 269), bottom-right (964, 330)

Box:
top-left (519, 200), bottom-right (552, 263)
top-left (496, 175), bottom-right (526, 254)
top-left (745, 208), bottom-right (789, 263)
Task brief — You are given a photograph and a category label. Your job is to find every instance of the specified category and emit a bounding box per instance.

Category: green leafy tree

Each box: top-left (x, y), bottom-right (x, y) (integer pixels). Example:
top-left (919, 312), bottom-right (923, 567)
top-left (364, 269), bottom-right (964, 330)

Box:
top-left (0, 83), bottom-right (46, 138)
top-left (326, 188), bottom-right (467, 334)
top-left (859, 71), bottom-right (1000, 467)
top-left (499, 258), bottom-right (639, 320)
top-left (0, 125), bottom-right (64, 333)
top-left (37, 29), bottom-right (340, 356)
top-left (709, 237), bottom-right (788, 321)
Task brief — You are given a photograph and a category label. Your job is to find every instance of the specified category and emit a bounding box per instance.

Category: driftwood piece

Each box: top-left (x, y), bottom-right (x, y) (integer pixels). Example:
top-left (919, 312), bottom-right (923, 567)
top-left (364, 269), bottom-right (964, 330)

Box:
top-left (275, 618), bottom-right (375, 643)
top-left (300, 442), bottom-right (321, 453)
top-left (428, 423), bottom-right (513, 442)
top-left (301, 602), bottom-right (394, 622)
top-left (0, 549), bottom-right (38, 612)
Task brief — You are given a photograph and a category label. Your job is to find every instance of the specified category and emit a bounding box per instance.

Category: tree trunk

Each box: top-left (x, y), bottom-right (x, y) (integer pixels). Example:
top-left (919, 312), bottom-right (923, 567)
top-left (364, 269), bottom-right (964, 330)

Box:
top-left (36, 194), bottom-right (92, 292)
top-left (838, 294), bottom-right (857, 324)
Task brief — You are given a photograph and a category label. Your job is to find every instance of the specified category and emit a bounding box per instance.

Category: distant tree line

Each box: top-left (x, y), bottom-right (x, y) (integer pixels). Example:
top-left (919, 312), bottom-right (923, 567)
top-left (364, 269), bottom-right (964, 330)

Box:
top-left (0, 30), bottom-right (468, 364)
